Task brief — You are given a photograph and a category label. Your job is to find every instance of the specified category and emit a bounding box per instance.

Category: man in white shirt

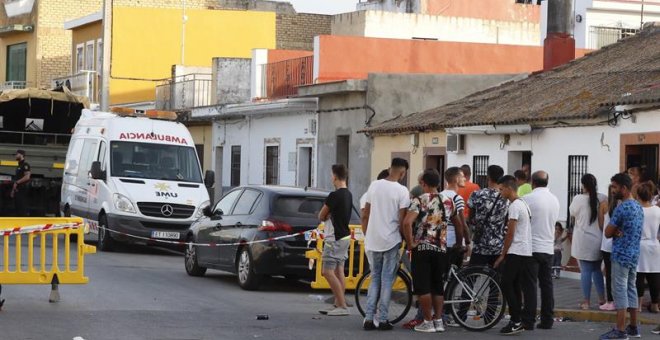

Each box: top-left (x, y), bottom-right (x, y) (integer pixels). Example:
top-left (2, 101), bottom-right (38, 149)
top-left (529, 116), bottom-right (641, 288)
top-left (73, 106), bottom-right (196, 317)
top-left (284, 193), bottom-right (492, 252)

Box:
top-left (494, 175), bottom-right (538, 336)
top-left (360, 158), bottom-right (411, 331)
top-left (523, 171), bottom-right (560, 330)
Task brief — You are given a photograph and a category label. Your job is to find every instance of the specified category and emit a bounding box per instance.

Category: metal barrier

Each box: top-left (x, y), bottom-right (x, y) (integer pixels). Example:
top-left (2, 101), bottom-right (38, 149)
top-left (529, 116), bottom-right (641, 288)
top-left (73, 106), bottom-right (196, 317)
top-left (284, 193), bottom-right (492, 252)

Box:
top-left (0, 217), bottom-right (96, 302)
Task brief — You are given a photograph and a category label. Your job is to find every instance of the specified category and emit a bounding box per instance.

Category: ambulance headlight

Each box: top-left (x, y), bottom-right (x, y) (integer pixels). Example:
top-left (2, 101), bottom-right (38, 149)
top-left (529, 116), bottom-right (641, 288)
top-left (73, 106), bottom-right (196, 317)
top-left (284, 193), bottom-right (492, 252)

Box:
top-left (113, 193), bottom-right (136, 214)
top-left (196, 200), bottom-right (210, 218)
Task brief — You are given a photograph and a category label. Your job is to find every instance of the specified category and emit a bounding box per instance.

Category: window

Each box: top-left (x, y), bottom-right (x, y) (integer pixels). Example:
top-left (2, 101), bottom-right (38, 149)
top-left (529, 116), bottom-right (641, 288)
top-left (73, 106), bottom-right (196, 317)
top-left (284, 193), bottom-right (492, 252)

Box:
top-left (97, 141), bottom-right (107, 171)
top-left (110, 142), bottom-right (202, 183)
top-left (75, 44), bottom-right (84, 73)
top-left (265, 145), bottom-right (279, 185)
top-left (85, 41), bottom-right (94, 71)
top-left (96, 39), bottom-right (103, 73)
top-left (79, 139), bottom-right (100, 176)
top-left (6, 42), bottom-right (27, 82)
top-left (231, 145), bottom-right (241, 187)
top-left (64, 139), bottom-right (84, 176)
top-left (567, 155), bottom-right (588, 221)
top-left (473, 155), bottom-right (490, 189)
top-left (214, 189), bottom-right (242, 216)
top-left (589, 26), bottom-right (639, 49)
top-left (232, 189), bottom-right (261, 215)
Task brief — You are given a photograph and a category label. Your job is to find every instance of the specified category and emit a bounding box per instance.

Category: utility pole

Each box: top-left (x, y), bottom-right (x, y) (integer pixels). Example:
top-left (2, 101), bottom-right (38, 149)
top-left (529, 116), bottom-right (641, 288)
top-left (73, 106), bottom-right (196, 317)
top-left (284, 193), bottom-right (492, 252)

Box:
top-left (640, 0), bottom-right (645, 30)
top-left (101, 0), bottom-right (112, 111)
top-left (181, 0), bottom-right (187, 65)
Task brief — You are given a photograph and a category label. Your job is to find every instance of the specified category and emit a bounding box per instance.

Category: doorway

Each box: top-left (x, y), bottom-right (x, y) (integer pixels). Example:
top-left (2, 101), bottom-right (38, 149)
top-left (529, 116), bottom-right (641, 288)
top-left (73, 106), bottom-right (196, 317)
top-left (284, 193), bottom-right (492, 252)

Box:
top-left (424, 155), bottom-right (445, 190)
top-left (298, 146), bottom-right (313, 187)
top-left (626, 144), bottom-right (659, 182)
top-left (508, 151), bottom-right (532, 176)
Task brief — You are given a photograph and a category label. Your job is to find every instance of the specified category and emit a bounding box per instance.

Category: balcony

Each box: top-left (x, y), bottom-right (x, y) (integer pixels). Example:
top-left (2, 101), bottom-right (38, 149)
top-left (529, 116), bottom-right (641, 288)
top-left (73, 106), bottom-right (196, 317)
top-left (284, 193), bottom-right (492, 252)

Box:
top-left (262, 55), bottom-right (314, 99)
top-left (0, 80), bottom-right (27, 91)
top-left (155, 73), bottom-right (212, 111)
top-left (51, 71), bottom-right (100, 104)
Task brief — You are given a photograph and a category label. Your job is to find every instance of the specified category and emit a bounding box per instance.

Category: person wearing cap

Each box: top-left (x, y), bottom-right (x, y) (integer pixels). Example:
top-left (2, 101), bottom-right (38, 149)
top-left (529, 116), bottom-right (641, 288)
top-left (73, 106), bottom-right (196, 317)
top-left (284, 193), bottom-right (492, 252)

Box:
top-left (11, 149), bottom-right (31, 216)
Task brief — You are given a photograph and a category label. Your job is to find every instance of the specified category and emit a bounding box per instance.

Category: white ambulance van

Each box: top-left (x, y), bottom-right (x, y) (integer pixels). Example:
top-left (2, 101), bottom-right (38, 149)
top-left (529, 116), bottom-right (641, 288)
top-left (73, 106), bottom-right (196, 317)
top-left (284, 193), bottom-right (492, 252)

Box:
top-left (61, 108), bottom-right (214, 251)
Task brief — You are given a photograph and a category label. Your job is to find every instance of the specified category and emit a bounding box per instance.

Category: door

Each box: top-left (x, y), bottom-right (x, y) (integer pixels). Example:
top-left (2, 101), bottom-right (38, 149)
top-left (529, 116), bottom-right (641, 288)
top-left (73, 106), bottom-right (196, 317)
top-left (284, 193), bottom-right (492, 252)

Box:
top-left (196, 189), bottom-right (242, 265)
top-left (626, 144), bottom-right (659, 182)
top-left (297, 146), bottom-right (312, 187)
top-left (424, 154), bottom-right (445, 190)
top-left (70, 139), bottom-right (98, 218)
top-left (216, 189), bottom-right (262, 267)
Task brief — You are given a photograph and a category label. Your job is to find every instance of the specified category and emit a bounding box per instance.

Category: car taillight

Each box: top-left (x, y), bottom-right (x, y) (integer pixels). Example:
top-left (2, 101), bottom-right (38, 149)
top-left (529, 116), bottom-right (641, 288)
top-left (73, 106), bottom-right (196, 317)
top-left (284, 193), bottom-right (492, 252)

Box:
top-left (259, 219), bottom-right (293, 233)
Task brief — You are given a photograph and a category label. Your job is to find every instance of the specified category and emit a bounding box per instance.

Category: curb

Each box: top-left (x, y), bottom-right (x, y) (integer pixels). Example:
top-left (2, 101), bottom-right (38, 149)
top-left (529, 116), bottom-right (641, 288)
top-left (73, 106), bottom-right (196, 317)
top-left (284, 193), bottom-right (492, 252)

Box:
top-left (554, 309), bottom-right (660, 325)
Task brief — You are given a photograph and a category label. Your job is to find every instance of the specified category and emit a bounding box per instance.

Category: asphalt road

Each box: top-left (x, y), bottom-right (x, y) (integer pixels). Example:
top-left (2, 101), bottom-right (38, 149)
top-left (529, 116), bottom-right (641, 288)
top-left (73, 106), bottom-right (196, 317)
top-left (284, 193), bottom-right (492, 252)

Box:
top-left (0, 242), bottom-right (648, 340)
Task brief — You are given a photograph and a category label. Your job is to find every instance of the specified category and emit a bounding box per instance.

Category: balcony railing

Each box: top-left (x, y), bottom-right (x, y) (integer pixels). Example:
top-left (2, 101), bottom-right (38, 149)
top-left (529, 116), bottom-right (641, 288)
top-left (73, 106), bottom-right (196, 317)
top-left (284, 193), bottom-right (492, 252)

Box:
top-left (155, 73), bottom-right (212, 111)
top-left (51, 70), bottom-right (99, 104)
top-left (0, 80), bottom-right (27, 91)
top-left (262, 55), bottom-right (313, 99)
top-left (588, 26), bottom-right (640, 49)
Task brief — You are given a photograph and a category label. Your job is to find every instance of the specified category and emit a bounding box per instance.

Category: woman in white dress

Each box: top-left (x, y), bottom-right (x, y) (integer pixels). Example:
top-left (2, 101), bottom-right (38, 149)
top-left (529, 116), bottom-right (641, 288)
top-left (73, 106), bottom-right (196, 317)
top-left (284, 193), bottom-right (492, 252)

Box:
top-left (569, 173), bottom-right (606, 310)
top-left (635, 181), bottom-right (660, 313)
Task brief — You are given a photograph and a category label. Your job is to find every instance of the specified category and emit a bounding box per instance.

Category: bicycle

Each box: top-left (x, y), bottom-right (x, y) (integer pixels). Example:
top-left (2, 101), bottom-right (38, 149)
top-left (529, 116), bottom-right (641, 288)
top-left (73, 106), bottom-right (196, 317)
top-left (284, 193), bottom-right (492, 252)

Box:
top-left (354, 249), bottom-right (505, 331)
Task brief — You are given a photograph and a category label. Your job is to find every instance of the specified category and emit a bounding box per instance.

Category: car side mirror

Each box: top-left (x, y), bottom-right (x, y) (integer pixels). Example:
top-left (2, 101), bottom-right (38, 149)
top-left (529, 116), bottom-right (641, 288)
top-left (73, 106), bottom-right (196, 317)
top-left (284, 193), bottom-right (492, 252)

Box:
top-left (203, 205), bottom-right (213, 217)
top-left (204, 170), bottom-right (215, 188)
top-left (90, 161), bottom-right (105, 180)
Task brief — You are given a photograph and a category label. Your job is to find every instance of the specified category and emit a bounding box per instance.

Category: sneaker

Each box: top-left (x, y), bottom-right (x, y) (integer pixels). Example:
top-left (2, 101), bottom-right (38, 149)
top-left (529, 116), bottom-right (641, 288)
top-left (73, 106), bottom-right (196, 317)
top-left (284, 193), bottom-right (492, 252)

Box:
top-left (537, 321), bottom-right (553, 330)
top-left (363, 319), bottom-right (377, 331)
top-left (433, 318), bottom-right (445, 332)
top-left (500, 321), bottom-right (524, 335)
top-left (650, 325), bottom-right (660, 334)
top-left (444, 314), bottom-right (461, 328)
top-left (600, 328), bottom-right (629, 340)
top-left (625, 325), bottom-right (641, 338)
top-left (319, 305), bottom-right (335, 315)
top-left (378, 321), bottom-right (394, 331)
top-left (414, 320), bottom-right (436, 333)
top-left (600, 302), bottom-right (617, 311)
top-left (326, 307), bottom-right (349, 316)
top-left (402, 318), bottom-right (423, 329)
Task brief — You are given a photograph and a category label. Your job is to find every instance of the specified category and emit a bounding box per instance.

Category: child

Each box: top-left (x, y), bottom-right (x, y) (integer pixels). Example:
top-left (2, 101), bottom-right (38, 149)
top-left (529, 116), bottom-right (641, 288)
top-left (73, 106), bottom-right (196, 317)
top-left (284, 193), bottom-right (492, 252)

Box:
top-left (553, 222), bottom-right (567, 279)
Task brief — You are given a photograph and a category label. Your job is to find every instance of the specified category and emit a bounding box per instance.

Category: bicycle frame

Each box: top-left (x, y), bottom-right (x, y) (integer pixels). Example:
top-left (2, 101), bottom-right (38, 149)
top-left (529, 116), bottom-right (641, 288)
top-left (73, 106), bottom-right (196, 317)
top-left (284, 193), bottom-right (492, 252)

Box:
top-left (443, 265), bottom-right (479, 305)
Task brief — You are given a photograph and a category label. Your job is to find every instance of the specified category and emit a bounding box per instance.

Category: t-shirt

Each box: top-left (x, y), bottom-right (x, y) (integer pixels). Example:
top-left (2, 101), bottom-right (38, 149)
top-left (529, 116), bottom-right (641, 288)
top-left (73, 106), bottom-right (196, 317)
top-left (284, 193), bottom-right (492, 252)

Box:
top-left (506, 199), bottom-right (533, 257)
top-left (609, 199), bottom-right (644, 269)
top-left (440, 189), bottom-right (465, 247)
top-left (324, 188), bottom-right (353, 240)
top-left (600, 213), bottom-right (613, 253)
top-left (638, 206), bottom-right (660, 273)
top-left (569, 194), bottom-right (604, 261)
top-left (409, 192), bottom-right (455, 252)
top-left (15, 160), bottom-right (31, 187)
top-left (524, 187), bottom-right (560, 255)
top-left (364, 179), bottom-right (411, 252)
top-left (458, 181), bottom-right (480, 218)
top-left (468, 188), bottom-right (508, 256)
top-left (517, 183), bottom-right (532, 197)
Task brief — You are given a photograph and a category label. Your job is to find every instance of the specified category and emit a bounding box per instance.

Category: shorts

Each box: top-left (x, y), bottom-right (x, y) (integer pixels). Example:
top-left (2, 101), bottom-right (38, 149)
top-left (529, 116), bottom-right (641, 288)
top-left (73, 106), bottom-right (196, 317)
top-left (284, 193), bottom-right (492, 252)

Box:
top-left (322, 239), bottom-right (350, 270)
top-left (612, 260), bottom-right (638, 310)
top-left (411, 247), bottom-right (448, 296)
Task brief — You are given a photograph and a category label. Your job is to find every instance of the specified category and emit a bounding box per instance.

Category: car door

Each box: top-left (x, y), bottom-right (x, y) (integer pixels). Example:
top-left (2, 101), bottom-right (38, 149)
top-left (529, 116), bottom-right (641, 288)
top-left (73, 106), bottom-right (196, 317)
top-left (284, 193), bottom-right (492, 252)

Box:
top-left (216, 188), bottom-right (263, 267)
top-left (75, 138), bottom-right (99, 219)
top-left (196, 189), bottom-right (242, 266)
top-left (87, 140), bottom-right (107, 220)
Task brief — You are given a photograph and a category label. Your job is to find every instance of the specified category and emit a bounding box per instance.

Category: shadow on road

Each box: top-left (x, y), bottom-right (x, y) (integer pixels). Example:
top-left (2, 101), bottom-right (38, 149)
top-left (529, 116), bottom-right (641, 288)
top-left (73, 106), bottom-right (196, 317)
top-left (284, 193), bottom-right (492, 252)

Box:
top-left (204, 271), bottom-right (317, 293)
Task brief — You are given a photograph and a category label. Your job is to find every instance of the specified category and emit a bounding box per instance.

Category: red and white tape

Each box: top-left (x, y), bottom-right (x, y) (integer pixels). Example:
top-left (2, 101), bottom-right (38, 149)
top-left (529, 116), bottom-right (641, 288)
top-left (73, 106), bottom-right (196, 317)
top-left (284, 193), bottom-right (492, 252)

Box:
top-left (0, 222), bottom-right (82, 236)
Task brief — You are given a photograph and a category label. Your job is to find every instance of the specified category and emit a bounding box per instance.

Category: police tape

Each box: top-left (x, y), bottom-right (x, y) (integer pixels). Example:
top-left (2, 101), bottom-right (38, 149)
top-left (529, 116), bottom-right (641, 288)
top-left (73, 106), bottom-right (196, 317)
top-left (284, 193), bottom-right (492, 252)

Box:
top-left (1, 222), bottom-right (83, 236)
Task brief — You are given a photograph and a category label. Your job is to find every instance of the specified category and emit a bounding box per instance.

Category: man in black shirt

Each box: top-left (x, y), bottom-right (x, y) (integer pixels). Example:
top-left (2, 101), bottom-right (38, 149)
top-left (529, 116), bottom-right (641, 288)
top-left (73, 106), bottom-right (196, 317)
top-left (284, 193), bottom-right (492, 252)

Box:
top-left (318, 164), bottom-right (353, 316)
top-left (11, 149), bottom-right (31, 217)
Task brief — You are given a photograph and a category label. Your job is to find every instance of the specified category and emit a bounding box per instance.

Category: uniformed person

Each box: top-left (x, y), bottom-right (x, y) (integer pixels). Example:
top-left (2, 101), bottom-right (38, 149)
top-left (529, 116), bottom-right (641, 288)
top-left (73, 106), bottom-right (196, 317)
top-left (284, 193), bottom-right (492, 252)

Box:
top-left (11, 149), bottom-right (31, 216)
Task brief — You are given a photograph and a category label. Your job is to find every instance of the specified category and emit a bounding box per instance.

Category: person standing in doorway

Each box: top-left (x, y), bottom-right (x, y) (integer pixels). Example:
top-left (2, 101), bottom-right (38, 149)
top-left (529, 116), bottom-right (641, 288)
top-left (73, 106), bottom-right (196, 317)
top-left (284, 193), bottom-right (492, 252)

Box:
top-left (11, 149), bottom-right (31, 216)
top-left (361, 158), bottom-right (411, 331)
top-left (600, 173), bottom-right (644, 340)
top-left (458, 164), bottom-right (480, 219)
top-left (468, 165), bottom-right (507, 267)
top-left (514, 170), bottom-right (532, 197)
top-left (524, 170), bottom-right (560, 330)
top-left (318, 164), bottom-right (353, 316)
top-left (494, 175), bottom-right (537, 335)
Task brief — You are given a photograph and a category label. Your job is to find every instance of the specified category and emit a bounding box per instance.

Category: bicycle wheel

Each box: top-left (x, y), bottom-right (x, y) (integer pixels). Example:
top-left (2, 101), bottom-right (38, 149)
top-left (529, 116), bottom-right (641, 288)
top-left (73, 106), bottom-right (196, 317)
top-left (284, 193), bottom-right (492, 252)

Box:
top-left (355, 269), bottom-right (413, 324)
top-left (446, 266), bottom-right (505, 331)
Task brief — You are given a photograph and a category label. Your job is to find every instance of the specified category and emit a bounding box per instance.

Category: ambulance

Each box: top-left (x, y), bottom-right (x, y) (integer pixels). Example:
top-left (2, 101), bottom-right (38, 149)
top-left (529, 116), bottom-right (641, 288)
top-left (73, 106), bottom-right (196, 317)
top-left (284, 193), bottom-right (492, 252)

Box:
top-left (61, 108), bottom-right (214, 251)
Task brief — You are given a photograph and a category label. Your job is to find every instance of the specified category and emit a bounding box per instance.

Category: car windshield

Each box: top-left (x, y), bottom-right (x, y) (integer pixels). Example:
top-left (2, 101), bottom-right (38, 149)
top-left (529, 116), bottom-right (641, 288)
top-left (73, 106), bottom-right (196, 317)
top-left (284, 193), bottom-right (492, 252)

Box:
top-left (110, 141), bottom-right (202, 183)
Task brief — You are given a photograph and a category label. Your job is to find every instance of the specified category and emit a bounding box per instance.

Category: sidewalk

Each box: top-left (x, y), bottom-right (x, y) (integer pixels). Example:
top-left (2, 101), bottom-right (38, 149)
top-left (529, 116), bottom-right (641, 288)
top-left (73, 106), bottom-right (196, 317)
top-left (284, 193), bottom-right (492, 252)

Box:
top-left (552, 275), bottom-right (660, 325)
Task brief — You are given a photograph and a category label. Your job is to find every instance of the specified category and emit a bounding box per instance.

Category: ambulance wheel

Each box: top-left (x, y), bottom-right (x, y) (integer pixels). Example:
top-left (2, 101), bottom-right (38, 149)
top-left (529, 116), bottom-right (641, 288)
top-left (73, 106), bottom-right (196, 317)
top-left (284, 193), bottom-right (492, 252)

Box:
top-left (97, 214), bottom-right (114, 252)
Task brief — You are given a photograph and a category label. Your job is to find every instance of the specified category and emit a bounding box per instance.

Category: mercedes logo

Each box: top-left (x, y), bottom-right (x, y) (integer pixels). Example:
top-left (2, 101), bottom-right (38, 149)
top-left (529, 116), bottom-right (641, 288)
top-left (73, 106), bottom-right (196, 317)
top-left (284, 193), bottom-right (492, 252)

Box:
top-left (161, 204), bottom-right (174, 217)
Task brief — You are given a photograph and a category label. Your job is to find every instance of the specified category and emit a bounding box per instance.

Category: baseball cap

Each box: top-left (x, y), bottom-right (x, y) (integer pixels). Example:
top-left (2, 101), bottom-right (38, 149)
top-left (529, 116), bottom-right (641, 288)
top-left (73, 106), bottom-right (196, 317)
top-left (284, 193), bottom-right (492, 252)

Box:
top-left (16, 149), bottom-right (25, 156)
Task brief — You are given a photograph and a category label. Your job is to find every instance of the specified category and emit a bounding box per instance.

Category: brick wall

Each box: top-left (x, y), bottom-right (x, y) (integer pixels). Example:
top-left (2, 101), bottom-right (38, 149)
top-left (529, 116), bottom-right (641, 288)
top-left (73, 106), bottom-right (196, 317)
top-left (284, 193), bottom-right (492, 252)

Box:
top-left (276, 13), bottom-right (331, 51)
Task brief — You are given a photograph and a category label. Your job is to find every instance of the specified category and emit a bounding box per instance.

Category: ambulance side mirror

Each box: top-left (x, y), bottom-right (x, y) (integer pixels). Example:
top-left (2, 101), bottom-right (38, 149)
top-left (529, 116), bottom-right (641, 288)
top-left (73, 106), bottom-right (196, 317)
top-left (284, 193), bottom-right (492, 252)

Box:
top-left (90, 161), bottom-right (105, 180)
top-left (204, 170), bottom-right (215, 188)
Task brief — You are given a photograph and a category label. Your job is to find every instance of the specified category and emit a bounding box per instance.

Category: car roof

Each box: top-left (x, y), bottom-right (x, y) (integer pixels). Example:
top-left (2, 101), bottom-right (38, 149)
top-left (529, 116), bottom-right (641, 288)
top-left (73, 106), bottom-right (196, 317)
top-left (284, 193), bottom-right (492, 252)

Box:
top-left (239, 185), bottom-right (330, 197)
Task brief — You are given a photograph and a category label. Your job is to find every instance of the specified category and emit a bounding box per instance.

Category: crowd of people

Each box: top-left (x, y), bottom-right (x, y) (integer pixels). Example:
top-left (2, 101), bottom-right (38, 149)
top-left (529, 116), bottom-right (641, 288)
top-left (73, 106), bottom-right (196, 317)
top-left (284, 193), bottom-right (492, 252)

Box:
top-left (316, 159), bottom-right (660, 338)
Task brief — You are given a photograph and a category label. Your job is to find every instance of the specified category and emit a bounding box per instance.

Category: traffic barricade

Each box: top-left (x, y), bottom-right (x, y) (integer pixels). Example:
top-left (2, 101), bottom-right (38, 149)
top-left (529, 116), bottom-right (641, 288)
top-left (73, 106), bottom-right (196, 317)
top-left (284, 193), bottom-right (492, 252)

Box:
top-left (0, 217), bottom-right (96, 302)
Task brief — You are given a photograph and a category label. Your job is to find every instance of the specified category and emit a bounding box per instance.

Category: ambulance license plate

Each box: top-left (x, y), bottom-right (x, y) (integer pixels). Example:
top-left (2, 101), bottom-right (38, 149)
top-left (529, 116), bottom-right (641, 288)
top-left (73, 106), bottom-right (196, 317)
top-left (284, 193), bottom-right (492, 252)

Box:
top-left (151, 231), bottom-right (180, 240)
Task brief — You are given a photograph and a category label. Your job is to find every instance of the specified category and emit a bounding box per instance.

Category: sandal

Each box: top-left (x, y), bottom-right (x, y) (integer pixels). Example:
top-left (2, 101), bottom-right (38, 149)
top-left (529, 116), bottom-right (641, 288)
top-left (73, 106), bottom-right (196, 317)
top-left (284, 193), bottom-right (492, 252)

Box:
top-left (579, 302), bottom-right (590, 310)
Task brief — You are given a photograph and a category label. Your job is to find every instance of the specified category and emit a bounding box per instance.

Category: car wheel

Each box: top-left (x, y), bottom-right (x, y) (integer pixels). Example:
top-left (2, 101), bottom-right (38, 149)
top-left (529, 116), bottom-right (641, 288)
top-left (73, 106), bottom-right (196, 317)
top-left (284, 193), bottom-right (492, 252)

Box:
top-left (237, 247), bottom-right (261, 290)
top-left (97, 214), bottom-right (114, 252)
top-left (184, 237), bottom-right (207, 277)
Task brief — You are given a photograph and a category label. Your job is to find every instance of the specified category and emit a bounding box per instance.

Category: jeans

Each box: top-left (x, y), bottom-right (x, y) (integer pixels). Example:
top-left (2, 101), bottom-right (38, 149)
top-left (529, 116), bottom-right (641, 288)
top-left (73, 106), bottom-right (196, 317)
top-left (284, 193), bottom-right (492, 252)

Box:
top-left (578, 259), bottom-right (605, 302)
top-left (501, 254), bottom-right (538, 325)
top-left (533, 252), bottom-right (555, 324)
top-left (365, 244), bottom-right (401, 323)
top-left (611, 261), bottom-right (638, 310)
top-left (552, 250), bottom-right (562, 277)
top-left (602, 251), bottom-right (614, 302)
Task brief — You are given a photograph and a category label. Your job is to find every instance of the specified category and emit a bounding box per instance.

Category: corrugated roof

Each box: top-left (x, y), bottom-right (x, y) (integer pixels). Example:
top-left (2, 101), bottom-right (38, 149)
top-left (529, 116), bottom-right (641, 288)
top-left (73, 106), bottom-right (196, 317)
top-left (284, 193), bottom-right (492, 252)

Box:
top-left (363, 23), bottom-right (660, 134)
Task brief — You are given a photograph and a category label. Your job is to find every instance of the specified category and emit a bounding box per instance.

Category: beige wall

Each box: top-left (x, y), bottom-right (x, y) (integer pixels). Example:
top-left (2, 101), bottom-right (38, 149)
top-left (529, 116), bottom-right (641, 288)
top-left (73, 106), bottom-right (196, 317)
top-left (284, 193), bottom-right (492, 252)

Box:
top-left (188, 124), bottom-right (213, 172)
top-left (371, 131), bottom-right (447, 186)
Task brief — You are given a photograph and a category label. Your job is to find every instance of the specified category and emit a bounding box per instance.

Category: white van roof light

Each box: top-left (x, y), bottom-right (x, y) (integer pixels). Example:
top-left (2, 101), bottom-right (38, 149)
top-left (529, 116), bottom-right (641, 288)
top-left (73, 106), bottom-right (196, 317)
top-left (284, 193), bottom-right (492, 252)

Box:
top-left (110, 107), bottom-right (178, 121)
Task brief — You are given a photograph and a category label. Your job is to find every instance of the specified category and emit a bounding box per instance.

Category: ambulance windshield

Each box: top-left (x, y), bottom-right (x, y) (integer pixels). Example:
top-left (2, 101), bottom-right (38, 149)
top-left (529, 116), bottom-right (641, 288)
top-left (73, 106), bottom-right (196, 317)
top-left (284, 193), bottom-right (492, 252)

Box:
top-left (110, 141), bottom-right (202, 183)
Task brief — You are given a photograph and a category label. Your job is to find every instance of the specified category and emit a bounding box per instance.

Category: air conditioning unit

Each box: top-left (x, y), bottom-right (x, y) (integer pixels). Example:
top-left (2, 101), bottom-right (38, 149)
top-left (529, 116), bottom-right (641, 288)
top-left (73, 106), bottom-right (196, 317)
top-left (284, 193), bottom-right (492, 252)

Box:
top-left (446, 133), bottom-right (465, 153)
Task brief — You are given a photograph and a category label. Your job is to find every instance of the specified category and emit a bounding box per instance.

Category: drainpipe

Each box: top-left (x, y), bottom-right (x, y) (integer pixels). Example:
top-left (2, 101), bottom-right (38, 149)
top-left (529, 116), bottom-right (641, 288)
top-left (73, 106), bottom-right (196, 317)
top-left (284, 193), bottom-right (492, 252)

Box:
top-left (543, 0), bottom-right (575, 71)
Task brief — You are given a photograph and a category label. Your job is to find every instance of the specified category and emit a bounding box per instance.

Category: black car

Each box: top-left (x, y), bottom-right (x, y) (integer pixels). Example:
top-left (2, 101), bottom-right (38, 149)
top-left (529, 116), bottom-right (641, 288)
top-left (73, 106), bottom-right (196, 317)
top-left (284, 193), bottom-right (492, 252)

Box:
top-left (184, 185), bottom-right (359, 290)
